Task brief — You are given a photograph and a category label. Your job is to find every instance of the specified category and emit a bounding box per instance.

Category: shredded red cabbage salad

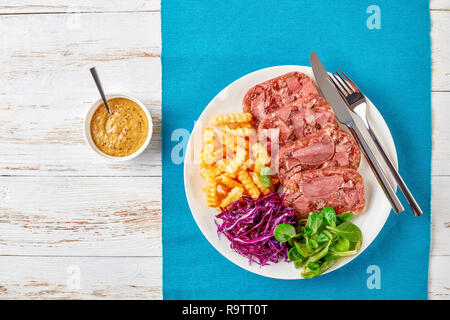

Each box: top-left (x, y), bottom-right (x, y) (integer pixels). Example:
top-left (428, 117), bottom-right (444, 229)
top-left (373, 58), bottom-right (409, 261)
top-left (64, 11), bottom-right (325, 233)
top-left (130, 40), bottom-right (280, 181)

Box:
top-left (215, 192), bottom-right (297, 266)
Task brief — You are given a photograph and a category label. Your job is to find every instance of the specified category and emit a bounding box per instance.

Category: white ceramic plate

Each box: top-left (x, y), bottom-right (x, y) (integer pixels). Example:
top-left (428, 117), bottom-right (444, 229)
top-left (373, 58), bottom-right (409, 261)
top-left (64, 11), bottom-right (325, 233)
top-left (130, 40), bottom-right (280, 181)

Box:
top-left (184, 65), bottom-right (397, 279)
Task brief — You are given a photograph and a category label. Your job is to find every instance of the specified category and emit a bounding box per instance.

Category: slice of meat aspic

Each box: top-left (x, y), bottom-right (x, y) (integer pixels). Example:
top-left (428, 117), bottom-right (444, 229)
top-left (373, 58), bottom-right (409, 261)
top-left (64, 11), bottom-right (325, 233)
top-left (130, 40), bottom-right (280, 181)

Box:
top-left (241, 71), bottom-right (365, 218)
top-left (289, 98), bottom-right (338, 140)
top-left (278, 128), bottom-right (361, 184)
top-left (282, 167), bottom-right (365, 218)
top-left (256, 96), bottom-right (338, 150)
top-left (243, 72), bottom-right (319, 124)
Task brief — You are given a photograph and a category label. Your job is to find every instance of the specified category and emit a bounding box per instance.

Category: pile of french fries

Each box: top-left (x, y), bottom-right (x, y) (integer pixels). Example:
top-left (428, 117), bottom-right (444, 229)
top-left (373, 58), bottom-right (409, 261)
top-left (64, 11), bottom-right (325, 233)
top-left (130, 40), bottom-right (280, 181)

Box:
top-left (200, 112), bottom-right (277, 209)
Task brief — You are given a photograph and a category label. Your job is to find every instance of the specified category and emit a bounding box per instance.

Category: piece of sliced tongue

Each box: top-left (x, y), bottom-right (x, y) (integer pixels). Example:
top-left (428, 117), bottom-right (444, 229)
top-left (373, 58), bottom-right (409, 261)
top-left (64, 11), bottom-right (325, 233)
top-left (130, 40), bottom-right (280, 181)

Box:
top-left (301, 174), bottom-right (345, 198)
top-left (278, 128), bottom-right (361, 184)
top-left (282, 167), bottom-right (365, 218)
top-left (290, 135), bottom-right (334, 166)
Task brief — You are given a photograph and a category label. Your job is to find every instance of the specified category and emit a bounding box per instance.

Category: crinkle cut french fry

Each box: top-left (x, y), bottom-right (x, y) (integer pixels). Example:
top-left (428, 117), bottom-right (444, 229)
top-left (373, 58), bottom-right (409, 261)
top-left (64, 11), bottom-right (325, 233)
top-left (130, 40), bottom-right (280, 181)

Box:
top-left (202, 151), bottom-right (216, 165)
top-left (220, 186), bottom-right (244, 208)
top-left (217, 173), bottom-right (242, 189)
top-left (200, 112), bottom-right (274, 208)
top-left (202, 128), bottom-right (216, 165)
top-left (251, 142), bottom-right (270, 164)
top-left (204, 179), bottom-right (218, 207)
top-left (225, 159), bottom-right (241, 176)
top-left (203, 127), bottom-right (214, 142)
top-left (250, 171), bottom-right (271, 195)
top-left (226, 126), bottom-right (256, 137)
top-left (210, 112), bottom-right (252, 126)
top-left (215, 159), bottom-right (228, 173)
top-left (237, 170), bottom-right (260, 199)
top-left (254, 160), bottom-right (264, 178)
top-left (202, 166), bottom-right (221, 180)
top-left (225, 145), bottom-right (246, 176)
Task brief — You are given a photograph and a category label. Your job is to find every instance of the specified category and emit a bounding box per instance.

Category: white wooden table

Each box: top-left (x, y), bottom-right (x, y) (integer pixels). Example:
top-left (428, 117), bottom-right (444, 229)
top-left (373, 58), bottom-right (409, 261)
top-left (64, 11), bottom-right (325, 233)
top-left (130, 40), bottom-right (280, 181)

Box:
top-left (0, 1), bottom-right (448, 299)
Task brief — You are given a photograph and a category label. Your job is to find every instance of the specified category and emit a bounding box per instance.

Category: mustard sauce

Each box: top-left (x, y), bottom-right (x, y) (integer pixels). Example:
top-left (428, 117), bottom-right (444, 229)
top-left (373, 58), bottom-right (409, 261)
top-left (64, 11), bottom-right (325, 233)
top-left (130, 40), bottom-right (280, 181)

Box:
top-left (90, 98), bottom-right (149, 157)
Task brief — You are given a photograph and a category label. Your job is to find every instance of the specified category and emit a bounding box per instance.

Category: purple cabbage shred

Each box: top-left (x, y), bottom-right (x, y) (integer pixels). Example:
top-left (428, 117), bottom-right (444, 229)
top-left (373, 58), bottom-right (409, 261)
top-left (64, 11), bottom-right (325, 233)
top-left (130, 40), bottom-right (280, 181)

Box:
top-left (215, 192), bottom-right (297, 266)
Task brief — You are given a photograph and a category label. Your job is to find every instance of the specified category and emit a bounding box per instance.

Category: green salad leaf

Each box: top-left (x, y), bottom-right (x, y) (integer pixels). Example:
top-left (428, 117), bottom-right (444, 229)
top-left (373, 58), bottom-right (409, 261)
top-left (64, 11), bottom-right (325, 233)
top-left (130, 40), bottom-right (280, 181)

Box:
top-left (336, 212), bottom-right (356, 223)
top-left (326, 221), bottom-right (362, 243)
top-left (303, 210), bottom-right (324, 235)
top-left (259, 166), bottom-right (272, 188)
top-left (322, 207), bottom-right (337, 226)
top-left (273, 207), bottom-right (363, 279)
top-left (273, 224), bottom-right (296, 242)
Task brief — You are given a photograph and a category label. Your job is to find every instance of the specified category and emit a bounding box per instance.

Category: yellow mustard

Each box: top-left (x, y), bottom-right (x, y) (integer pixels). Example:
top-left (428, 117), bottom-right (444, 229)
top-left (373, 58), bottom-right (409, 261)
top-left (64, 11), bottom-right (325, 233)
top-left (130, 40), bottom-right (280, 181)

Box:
top-left (90, 98), bottom-right (149, 157)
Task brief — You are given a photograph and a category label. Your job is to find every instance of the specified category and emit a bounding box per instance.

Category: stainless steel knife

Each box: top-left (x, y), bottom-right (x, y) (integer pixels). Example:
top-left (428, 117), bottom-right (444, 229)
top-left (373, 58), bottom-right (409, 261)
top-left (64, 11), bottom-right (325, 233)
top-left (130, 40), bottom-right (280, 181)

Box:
top-left (310, 51), bottom-right (404, 214)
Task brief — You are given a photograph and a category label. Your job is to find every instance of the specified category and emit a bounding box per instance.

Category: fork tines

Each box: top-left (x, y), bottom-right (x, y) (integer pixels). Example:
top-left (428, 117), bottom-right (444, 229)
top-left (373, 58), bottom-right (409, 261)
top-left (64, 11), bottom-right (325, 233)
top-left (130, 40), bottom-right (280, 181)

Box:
top-left (328, 70), bottom-right (361, 97)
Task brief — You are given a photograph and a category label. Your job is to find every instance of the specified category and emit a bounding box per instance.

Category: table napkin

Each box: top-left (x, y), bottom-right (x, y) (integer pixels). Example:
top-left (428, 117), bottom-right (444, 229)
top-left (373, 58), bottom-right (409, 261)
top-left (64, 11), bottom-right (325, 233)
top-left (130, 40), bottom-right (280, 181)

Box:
top-left (162, 0), bottom-right (430, 299)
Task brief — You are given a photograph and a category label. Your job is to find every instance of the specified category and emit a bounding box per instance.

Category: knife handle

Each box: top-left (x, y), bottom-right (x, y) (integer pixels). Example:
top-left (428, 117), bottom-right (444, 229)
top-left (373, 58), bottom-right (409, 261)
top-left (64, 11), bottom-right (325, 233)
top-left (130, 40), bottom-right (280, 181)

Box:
top-left (367, 128), bottom-right (422, 216)
top-left (349, 124), bottom-right (405, 214)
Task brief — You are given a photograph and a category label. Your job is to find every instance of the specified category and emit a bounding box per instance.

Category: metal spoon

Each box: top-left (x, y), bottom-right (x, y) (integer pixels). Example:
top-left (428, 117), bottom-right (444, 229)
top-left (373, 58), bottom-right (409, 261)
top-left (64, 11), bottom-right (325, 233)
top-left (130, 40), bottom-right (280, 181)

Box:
top-left (89, 67), bottom-right (111, 114)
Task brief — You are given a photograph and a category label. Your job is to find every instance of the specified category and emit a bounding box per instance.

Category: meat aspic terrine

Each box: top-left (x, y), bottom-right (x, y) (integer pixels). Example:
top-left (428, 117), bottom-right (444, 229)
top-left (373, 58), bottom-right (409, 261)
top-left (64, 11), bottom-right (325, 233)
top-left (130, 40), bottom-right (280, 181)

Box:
top-left (243, 72), bottom-right (319, 124)
top-left (242, 71), bottom-right (365, 218)
top-left (256, 97), bottom-right (338, 148)
top-left (278, 128), bottom-right (361, 184)
top-left (283, 167), bottom-right (365, 218)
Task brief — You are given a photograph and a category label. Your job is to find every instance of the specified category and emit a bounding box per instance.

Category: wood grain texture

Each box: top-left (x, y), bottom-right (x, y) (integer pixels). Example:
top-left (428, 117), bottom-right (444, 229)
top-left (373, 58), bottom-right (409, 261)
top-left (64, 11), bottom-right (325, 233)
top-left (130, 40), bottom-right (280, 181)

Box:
top-left (431, 92), bottom-right (450, 175)
top-left (431, 0), bottom-right (450, 10)
top-left (0, 4), bottom-right (163, 299)
top-left (431, 11), bottom-right (450, 91)
top-left (431, 176), bottom-right (450, 256)
top-left (0, 177), bottom-right (161, 256)
top-left (0, 0), bottom-right (160, 14)
top-left (0, 256), bottom-right (161, 299)
top-left (0, 11), bottom-right (161, 176)
top-left (429, 256), bottom-right (450, 300)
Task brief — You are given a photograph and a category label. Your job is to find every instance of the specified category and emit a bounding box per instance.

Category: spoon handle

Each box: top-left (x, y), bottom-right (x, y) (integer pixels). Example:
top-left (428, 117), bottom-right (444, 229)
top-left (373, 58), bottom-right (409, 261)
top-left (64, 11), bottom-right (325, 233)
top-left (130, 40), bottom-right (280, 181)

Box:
top-left (90, 67), bottom-right (111, 114)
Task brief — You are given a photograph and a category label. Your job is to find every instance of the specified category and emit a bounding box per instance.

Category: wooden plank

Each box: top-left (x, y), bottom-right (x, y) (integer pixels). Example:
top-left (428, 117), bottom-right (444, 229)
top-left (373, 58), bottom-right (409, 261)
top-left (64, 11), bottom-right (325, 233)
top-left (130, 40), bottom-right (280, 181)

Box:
top-left (428, 5), bottom-right (449, 300)
top-left (0, 176), bottom-right (161, 256)
top-left (0, 256), bottom-right (161, 299)
top-left (431, 11), bottom-right (450, 91)
top-left (431, 0), bottom-right (450, 10)
top-left (431, 92), bottom-right (450, 175)
top-left (0, 11), bottom-right (162, 176)
top-left (0, 1), bottom-right (160, 14)
top-left (431, 176), bottom-right (450, 256)
top-left (429, 255), bottom-right (450, 300)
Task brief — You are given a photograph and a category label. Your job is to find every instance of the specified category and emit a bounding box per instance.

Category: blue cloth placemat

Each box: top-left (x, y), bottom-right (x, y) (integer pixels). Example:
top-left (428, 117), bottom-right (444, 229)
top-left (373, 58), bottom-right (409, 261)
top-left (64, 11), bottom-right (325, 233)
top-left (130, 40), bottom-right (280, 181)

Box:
top-left (162, 0), bottom-right (430, 299)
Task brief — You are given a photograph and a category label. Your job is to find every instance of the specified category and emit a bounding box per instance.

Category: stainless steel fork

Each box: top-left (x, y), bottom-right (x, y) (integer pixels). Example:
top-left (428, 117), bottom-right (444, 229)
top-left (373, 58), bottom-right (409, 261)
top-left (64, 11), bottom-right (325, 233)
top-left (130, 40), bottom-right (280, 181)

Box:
top-left (329, 71), bottom-right (422, 216)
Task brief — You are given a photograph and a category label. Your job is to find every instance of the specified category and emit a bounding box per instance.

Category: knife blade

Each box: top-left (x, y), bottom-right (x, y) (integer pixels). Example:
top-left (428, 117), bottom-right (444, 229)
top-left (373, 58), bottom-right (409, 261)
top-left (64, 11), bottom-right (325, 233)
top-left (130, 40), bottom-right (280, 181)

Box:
top-left (310, 51), bottom-right (404, 214)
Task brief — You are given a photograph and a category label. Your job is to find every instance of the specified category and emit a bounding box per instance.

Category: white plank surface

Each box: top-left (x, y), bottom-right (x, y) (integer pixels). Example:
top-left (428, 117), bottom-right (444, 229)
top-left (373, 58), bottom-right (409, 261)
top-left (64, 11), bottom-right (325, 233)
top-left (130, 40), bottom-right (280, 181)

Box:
top-left (432, 92), bottom-right (450, 175)
top-left (0, 2), bottom-right (448, 300)
top-left (429, 255), bottom-right (450, 300)
top-left (431, 176), bottom-right (450, 256)
top-left (0, 177), bottom-right (161, 256)
top-left (431, 0), bottom-right (450, 10)
top-left (0, 1), bottom-right (160, 13)
top-left (0, 11), bottom-right (161, 176)
top-left (0, 256), bottom-right (161, 299)
top-left (0, 6), bottom-right (163, 298)
top-left (431, 11), bottom-right (450, 91)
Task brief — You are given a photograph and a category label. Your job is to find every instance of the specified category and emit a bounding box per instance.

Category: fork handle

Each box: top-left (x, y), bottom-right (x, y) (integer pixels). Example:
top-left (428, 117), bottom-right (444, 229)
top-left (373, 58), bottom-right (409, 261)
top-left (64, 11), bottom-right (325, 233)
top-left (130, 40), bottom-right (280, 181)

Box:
top-left (367, 128), bottom-right (422, 216)
top-left (349, 123), bottom-right (405, 214)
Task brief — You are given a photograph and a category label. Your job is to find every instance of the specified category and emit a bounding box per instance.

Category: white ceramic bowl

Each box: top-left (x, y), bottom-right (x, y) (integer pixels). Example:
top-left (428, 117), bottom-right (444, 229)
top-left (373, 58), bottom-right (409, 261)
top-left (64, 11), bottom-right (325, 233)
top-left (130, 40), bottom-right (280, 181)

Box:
top-left (84, 94), bottom-right (153, 161)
